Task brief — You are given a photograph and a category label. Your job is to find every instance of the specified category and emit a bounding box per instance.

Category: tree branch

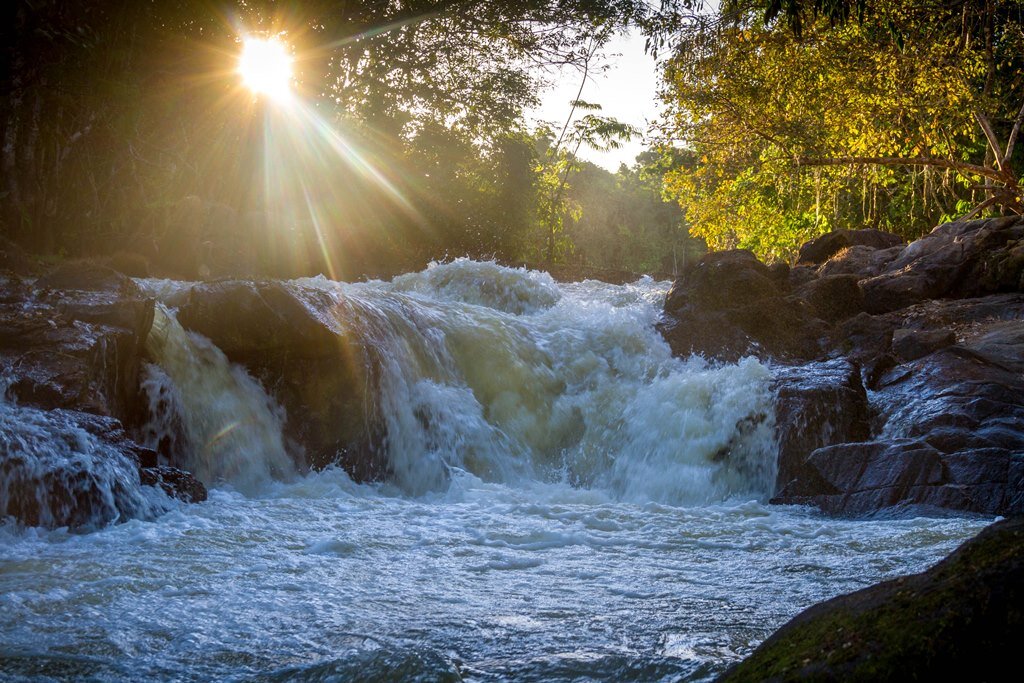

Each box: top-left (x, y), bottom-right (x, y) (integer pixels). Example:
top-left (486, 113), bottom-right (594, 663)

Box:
top-left (975, 111), bottom-right (1005, 172)
top-left (1003, 100), bottom-right (1024, 168)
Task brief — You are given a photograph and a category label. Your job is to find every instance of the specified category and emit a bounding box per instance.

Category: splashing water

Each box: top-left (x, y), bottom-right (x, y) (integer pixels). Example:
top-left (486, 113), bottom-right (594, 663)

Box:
top-left (0, 261), bottom-right (992, 681)
top-left (288, 259), bottom-right (778, 502)
top-left (141, 305), bottom-right (295, 495)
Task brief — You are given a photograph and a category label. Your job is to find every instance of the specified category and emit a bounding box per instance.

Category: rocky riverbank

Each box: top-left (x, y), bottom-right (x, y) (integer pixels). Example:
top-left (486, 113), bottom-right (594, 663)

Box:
top-left (0, 259), bottom-right (205, 529)
top-left (660, 217), bottom-right (1024, 517)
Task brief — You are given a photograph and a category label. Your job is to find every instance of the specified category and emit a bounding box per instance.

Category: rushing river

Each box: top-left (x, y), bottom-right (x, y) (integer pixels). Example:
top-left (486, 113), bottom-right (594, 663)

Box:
top-left (0, 260), bottom-right (991, 681)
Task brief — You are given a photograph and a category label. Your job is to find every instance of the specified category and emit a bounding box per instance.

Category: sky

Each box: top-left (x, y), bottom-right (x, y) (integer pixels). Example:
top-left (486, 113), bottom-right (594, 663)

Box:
top-left (528, 31), bottom-right (664, 172)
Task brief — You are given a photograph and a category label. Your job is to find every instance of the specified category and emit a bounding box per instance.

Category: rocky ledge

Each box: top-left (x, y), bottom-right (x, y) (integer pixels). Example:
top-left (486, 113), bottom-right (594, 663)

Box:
top-left (660, 217), bottom-right (1024, 517)
top-left (0, 260), bottom-right (205, 529)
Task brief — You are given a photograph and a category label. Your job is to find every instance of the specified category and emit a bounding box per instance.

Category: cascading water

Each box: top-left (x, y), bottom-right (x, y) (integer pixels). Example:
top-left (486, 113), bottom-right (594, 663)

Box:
top-left (292, 259), bottom-right (778, 501)
top-left (0, 393), bottom-right (169, 530)
top-left (0, 261), bottom-right (992, 681)
top-left (139, 304), bottom-right (295, 495)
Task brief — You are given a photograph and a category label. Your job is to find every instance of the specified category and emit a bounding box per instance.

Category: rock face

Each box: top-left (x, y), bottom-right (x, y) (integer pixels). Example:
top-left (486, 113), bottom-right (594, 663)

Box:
top-left (0, 261), bottom-right (205, 529)
top-left (172, 280), bottom-right (384, 479)
top-left (659, 250), bottom-right (824, 361)
top-left (718, 516), bottom-right (1024, 682)
top-left (661, 217), bottom-right (1024, 517)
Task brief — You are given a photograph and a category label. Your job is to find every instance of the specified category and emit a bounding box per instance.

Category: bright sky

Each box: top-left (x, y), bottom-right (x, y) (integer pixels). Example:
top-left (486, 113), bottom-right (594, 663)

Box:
top-left (529, 31), bottom-right (663, 172)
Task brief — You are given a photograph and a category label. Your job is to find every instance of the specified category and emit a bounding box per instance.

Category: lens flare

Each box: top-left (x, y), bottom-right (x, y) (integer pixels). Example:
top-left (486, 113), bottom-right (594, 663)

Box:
top-left (238, 37), bottom-right (292, 100)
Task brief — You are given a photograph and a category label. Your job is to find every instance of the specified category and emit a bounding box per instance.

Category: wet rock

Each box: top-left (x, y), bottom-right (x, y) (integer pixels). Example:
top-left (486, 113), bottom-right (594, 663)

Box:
top-left (891, 327), bottom-right (956, 361)
top-left (172, 280), bottom-right (382, 478)
top-left (772, 360), bottom-right (870, 495)
top-left (0, 405), bottom-right (192, 529)
top-left (0, 269), bottom-right (154, 422)
top-left (796, 229), bottom-right (904, 266)
top-left (139, 465), bottom-right (207, 504)
top-left (659, 250), bottom-right (823, 361)
top-left (772, 439), bottom-right (1023, 516)
top-left (775, 321), bottom-right (1024, 516)
top-left (719, 517), bottom-right (1024, 682)
top-left (793, 274), bottom-right (864, 323)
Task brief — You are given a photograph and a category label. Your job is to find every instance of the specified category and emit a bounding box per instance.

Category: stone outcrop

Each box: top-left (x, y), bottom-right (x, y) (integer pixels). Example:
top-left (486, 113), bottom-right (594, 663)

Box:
top-left (1, 263), bottom-right (153, 423)
top-left (718, 516), bottom-right (1024, 682)
top-left (796, 228), bottom-right (905, 266)
top-left (659, 250), bottom-right (825, 361)
top-left (171, 280), bottom-right (384, 479)
top-left (0, 261), bottom-right (205, 528)
top-left (661, 217), bottom-right (1024, 517)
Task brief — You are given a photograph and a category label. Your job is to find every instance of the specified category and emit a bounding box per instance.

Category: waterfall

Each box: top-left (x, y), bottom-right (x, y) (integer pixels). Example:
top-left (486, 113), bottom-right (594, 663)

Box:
top-left (137, 260), bottom-right (776, 504)
top-left (141, 305), bottom-right (295, 494)
top-left (306, 259), bottom-right (777, 503)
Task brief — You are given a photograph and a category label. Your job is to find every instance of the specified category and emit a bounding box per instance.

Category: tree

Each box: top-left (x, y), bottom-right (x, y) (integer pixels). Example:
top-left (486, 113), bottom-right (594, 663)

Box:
top-left (655, 0), bottom-right (1024, 260)
top-left (0, 1), bottom-right (666, 275)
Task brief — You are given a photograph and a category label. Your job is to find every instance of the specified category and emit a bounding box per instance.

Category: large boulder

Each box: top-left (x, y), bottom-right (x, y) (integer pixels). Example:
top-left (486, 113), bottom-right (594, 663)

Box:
top-left (816, 244), bottom-right (903, 278)
top-left (171, 280), bottom-right (383, 478)
top-left (796, 229), bottom-right (904, 266)
top-left (860, 216), bottom-right (1024, 313)
top-left (719, 517), bottom-right (1024, 682)
top-left (176, 280), bottom-right (345, 357)
top-left (659, 250), bottom-right (824, 361)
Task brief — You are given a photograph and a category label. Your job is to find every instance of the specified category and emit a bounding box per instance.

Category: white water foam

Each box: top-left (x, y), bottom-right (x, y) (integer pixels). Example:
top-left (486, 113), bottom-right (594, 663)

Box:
top-left (142, 305), bottom-right (295, 494)
top-left (295, 259), bottom-right (777, 504)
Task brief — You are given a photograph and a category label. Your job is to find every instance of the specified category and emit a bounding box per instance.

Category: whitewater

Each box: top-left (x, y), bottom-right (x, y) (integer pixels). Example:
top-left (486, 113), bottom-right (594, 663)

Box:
top-left (0, 260), bottom-right (990, 681)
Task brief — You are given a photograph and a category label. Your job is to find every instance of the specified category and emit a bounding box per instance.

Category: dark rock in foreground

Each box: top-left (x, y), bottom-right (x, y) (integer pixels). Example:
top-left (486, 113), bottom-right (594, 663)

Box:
top-left (718, 516), bottom-right (1024, 682)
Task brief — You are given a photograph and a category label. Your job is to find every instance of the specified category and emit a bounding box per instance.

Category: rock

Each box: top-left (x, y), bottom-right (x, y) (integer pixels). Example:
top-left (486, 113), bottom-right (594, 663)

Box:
top-left (860, 216), bottom-right (1024, 313)
top-left (139, 465), bottom-right (207, 504)
top-left (172, 280), bottom-right (382, 478)
top-left (772, 360), bottom-right (871, 496)
top-left (718, 517), bottom-right (1024, 682)
top-left (796, 229), bottom-right (904, 266)
top-left (659, 250), bottom-right (824, 361)
top-left (0, 404), bottom-right (200, 529)
top-left (775, 320), bottom-right (1024, 516)
top-left (35, 260), bottom-right (143, 298)
top-left (772, 439), bottom-right (1023, 516)
top-left (793, 274), bottom-right (864, 322)
top-left (176, 280), bottom-right (346, 357)
top-left (891, 327), bottom-right (956, 361)
top-left (0, 271), bottom-right (154, 423)
top-left (817, 244), bottom-right (903, 278)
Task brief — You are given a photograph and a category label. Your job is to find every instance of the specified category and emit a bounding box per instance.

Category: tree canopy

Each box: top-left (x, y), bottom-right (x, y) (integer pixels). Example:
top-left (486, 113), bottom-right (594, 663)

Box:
top-left (656, 0), bottom-right (1024, 261)
top-left (0, 0), bottom-right (680, 277)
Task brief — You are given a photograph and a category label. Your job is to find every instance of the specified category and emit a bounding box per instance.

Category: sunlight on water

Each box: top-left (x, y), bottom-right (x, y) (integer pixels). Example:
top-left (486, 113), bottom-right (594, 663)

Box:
top-left (1, 261), bottom-right (993, 681)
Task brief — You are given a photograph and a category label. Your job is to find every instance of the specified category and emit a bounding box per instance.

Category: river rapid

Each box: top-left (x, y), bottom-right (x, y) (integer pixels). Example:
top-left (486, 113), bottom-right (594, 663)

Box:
top-left (0, 260), bottom-right (991, 681)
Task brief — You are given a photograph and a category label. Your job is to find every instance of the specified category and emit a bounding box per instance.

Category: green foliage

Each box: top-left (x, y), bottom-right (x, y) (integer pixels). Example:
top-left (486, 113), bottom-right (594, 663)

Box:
top-left (656, 0), bottom-right (1024, 261)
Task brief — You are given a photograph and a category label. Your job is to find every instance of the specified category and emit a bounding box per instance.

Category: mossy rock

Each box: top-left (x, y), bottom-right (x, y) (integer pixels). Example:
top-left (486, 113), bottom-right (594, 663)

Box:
top-left (719, 516), bottom-right (1024, 682)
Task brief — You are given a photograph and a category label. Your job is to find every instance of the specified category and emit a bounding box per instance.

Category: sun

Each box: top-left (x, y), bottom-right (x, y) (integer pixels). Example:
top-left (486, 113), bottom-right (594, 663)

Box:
top-left (238, 37), bottom-right (293, 100)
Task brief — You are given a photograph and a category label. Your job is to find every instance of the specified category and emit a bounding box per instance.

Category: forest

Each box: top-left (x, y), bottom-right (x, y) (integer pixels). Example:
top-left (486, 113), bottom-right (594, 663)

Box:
top-left (1, 0), bottom-right (1021, 275)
